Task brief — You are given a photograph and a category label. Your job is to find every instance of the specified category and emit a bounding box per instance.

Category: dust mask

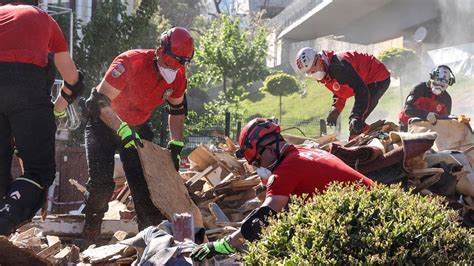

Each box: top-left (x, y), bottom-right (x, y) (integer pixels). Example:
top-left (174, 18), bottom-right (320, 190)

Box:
top-left (256, 167), bottom-right (272, 179)
top-left (430, 81), bottom-right (447, 95)
top-left (311, 71), bottom-right (326, 81)
top-left (159, 66), bottom-right (178, 84)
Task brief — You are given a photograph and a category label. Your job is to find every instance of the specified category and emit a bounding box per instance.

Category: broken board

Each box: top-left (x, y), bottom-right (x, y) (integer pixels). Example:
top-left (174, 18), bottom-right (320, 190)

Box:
top-left (137, 140), bottom-right (204, 228)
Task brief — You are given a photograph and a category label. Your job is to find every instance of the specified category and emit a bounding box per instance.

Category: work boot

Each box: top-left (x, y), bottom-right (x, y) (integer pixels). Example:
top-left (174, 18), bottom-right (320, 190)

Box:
top-left (0, 178), bottom-right (44, 236)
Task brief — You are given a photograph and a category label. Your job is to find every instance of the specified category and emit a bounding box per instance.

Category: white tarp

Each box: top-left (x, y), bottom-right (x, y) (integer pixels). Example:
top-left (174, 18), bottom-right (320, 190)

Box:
top-left (427, 42), bottom-right (474, 77)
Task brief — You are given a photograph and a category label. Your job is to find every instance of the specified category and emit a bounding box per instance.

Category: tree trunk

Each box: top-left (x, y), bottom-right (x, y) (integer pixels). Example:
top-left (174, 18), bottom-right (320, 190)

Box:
top-left (223, 74), bottom-right (227, 98)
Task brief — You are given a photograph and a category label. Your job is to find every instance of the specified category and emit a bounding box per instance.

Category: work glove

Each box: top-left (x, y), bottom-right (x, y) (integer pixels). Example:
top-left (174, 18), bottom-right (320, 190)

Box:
top-left (167, 140), bottom-right (184, 171)
top-left (117, 122), bottom-right (143, 149)
top-left (349, 117), bottom-right (365, 134)
top-left (191, 236), bottom-right (236, 262)
top-left (54, 109), bottom-right (68, 127)
top-left (426, 112), bottom-right (438, 124)
top-left (326, 108), bottom-right (340, 126)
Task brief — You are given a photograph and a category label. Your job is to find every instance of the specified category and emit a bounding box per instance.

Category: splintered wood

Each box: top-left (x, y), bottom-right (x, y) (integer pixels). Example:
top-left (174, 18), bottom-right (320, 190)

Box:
top-left (185, 141), bottom-right (265, 240)
top-left (137, 140), bottom-right (204, 228)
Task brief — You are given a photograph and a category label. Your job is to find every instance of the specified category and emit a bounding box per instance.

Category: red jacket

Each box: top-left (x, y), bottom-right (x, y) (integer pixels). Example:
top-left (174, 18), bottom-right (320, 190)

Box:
top-left (399, 82), bottom-right (451, 125)
top-left (320, 51), bottom-right (390, 118)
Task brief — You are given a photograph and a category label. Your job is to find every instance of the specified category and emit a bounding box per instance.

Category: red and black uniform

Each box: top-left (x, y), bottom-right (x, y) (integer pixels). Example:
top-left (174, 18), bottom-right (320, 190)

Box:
top-left (319, 51), bottom-right (391, 135)
top-left (0, 3), bottom-right (68, 235)
top-left (399, 82), bottom-right (452, 130)
top-left (263, 145), bottom-right (374, 197)
top-left (83, 49), bottom-right (187, 232)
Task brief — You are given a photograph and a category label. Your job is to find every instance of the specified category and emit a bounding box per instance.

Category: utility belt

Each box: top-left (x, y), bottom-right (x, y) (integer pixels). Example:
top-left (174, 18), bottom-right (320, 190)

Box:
top-left (0, 61), bottom-right (50, 90)
top-left (0, 61), bottom-right (47, 76)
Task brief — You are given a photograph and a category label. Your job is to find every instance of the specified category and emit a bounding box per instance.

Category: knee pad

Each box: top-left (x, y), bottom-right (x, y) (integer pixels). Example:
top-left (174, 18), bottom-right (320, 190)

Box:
top-left (85, 88), bottom-right (111, 119)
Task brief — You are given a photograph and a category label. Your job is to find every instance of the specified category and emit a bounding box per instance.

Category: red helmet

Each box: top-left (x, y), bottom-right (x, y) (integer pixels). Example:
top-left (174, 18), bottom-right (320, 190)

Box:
top-left (157, 27), bottom-right (194, 69)
top-left (235, 118), bottom-right (281, 164)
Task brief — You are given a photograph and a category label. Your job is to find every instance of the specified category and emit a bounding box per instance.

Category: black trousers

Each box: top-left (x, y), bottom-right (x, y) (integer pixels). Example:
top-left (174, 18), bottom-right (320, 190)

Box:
top-left (350, 77), bottom-right (391, 136)
top-left (83, 117), bottom-right (165, 232)
top-left (0, 62), bottom-right (56, 196)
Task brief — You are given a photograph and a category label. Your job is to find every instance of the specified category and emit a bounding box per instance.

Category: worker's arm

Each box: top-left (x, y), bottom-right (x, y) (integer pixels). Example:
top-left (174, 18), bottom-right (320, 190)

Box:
top-left (229, 195), bottom-right (289, 248)
top-left (53, 51), bottom-right (80, 113)
top-left (95, 80), bottom-right (122, 130)
top-left (168, 95), bottom-right (186, 141)
top-left (191, 195), bottom-right (289, 262)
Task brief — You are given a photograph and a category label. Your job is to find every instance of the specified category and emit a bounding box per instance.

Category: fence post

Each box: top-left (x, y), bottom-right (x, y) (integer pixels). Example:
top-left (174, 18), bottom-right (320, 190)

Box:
top-left (319, 119), bottom-right (327, 137)
top-left (236, 120), bottom-right (242, 142)
top-left (225, 112), bottom-right (231, 137)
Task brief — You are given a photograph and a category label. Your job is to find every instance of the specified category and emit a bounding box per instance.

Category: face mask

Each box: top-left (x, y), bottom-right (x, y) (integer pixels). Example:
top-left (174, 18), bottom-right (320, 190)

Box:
top-left (159, 65), bottom-right (178, 84)
top-left (256, 167), bottom-right (272, 179)
top-left (431, 81), bottom-right (447, 95)
top-left (310, 71), bottom-right (326, 81)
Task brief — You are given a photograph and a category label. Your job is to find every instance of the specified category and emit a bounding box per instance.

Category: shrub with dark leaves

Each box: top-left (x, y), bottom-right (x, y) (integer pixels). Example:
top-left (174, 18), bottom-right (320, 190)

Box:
top-left (245, 183), bottom-right (474, 265)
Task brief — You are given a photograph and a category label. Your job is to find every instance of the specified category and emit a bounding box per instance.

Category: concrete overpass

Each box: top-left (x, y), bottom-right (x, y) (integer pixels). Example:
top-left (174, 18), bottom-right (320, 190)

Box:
top-left (277, 0), bottom-right (440, 45)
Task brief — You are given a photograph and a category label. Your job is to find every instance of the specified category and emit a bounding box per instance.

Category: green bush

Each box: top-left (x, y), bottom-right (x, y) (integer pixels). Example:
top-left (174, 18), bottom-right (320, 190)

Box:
top-left (244, 184), bottom-right (474, 265)
top-left (260, 73), bottom-right (300, 97)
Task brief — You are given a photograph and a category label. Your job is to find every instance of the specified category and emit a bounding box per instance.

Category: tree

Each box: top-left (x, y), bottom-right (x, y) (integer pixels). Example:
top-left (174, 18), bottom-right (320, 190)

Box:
top-left (193, 14), bottom-right (269, 115)
top-left (379, 48), bottom-right (420, 107)
top-left (157, 0), bottom-right (203, 29)
top-left (260, 73), bottom-right (300, 122)
top-left (74, 0), bottom-right (164, 89)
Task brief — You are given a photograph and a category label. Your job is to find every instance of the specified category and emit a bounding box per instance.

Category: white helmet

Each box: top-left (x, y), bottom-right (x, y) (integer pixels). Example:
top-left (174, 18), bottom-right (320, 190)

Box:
top-left (295, 47), bottom-right (317, 74)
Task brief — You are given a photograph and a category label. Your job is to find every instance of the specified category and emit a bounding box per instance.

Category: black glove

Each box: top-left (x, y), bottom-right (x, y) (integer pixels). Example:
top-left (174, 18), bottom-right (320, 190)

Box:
top-left (326, 108), bottom-right (340, 126)
top-left (167, 140), bottom-right (184, 171)
top-left (349, 117), bottom-right (365, 134)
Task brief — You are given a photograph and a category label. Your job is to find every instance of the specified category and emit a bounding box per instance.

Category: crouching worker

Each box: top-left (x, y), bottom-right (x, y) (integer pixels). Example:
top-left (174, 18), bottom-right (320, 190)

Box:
top-left (399, 65), bottom-right (455, 131)
top-left (191, 118), bottom-right (374, 261)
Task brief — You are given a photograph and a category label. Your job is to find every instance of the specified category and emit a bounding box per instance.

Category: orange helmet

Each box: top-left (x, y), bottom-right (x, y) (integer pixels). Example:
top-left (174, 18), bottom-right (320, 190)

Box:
top-left (157, 27), bottom-right (194, 69)
top-left (236, 118), bottom-right (281, 164)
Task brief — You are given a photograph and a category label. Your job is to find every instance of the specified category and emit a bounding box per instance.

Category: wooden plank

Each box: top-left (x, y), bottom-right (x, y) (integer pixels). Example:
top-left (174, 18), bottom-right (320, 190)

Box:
top-left (188, 145), bottom-right (217, 171)
top-left (52, 246), bottom-right (72, 264)
top-left (185, 164), bottom-right (216, 186)
top-left (137, 140), bottom-right (204, 228)
top-left (205, 167), bottom-right (223, 187)
top-left (214, 152), bottom-right (245, 176)
top-left (172, 213), bottom-right (194, 242)
top-left (19, 214), bottom-right (138, 237)
top-left (82, 243), bottom-right (128, 264)
top-left (37, 241), bottom-right (61, 259)
top-left (115, 182), bottom-right (130, 204)
top-left (109, 230), bottom-right (129, 244)
top-left (0, 237), bottom-right (49, 266)
top-left (46, 235), bottom-right (60, 247)
top-left (68, 178), bottom-right (87, 193)
top-left (209, 203), bottom-right (231, 223)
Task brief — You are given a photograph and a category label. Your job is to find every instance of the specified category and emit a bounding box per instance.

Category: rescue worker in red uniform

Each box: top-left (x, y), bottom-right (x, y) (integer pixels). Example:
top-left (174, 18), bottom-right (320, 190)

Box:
top-left (82, 27), bottom-right (193, 242)
top-left (0, 0), bottom-right (83, 235)
top-left (191, 118), bottom-right (374, 261)
top-left (295, 48), bottom-right (391, 139)
top-left (399, 65), bottom-right (455, 131)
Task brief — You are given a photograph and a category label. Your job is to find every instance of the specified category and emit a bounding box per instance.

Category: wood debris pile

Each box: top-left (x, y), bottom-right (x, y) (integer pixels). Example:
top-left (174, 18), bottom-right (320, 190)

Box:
top-left (182, 137), bottom-right (263, 240)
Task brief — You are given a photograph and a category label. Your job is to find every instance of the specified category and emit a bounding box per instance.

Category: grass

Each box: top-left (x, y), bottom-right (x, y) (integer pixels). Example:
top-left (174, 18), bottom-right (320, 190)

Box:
top-left (239, 76), bottom-right (474, 138)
